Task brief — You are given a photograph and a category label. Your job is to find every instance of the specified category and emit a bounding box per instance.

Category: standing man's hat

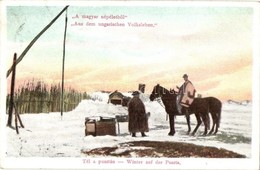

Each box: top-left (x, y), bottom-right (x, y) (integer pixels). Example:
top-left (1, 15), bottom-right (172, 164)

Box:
top-left (183, 74), bottom-right (188, 78)
top-left (132, 91), bottom-right (140, 96)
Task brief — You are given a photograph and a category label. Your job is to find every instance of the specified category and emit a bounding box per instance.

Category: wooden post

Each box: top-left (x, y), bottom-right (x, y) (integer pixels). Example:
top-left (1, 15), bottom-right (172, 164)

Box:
top-left (7, 53), bottom-right (17, 127)
top-left (14, 107), bottom-right (19, 134)
top-left (61, 8), bottom-right (68, 117)
top-left (17, 112), bottom-right (24, 129)
top-left (117, 121), bottom-right (120, 135)
top-left (14, 104), bottom-right (24, 134)
top-left (14, 104), bottom-right (24, 128)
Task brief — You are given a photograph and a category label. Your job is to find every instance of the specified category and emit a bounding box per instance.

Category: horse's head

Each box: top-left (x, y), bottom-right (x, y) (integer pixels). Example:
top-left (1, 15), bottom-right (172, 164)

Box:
top-left (150, 84), bottom-right (178, 101)
top-left (150, 84), bottom-right (176, 101)
top-left (150, 84), bottom-right (161, 101)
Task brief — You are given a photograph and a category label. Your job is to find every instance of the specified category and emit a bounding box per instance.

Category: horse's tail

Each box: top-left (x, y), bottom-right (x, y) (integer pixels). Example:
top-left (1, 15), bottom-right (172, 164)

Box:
top-left (207, 107), bottom-right (210, 129)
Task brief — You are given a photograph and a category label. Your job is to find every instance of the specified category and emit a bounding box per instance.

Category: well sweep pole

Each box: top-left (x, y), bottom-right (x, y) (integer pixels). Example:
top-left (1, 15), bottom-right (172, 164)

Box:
top-left (6, 5), bottom-right (69, 78)
top-left (61, 9), bottom-right (68, 117)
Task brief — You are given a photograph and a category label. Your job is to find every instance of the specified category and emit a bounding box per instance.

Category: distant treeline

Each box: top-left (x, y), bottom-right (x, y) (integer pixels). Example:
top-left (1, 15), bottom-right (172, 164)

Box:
top-left (6, 80), bottom-right (91, 114)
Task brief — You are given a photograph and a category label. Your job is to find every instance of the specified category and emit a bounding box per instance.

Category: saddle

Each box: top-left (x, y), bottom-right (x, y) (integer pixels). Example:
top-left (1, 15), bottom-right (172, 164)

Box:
top-left (176, 95), bottom-right (190, 115)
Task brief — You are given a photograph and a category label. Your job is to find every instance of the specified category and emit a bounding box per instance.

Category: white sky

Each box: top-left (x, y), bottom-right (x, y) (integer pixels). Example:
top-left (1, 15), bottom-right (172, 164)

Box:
top-left (3, 2), bottom-right (256, 100)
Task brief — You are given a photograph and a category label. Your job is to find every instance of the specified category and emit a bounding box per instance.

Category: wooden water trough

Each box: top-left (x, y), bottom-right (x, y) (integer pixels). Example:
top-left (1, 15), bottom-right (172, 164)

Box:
top-left (85, 115), bottom-right (130, 136)
top-left (85, 113), bottom-right (150, 137)
top-left (85, 116), bottom-right (117, 136)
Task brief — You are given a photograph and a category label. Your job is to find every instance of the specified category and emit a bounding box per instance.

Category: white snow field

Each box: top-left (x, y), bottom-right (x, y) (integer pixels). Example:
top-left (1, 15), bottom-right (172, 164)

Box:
top-left (6, 92), bottom-right (252, 158)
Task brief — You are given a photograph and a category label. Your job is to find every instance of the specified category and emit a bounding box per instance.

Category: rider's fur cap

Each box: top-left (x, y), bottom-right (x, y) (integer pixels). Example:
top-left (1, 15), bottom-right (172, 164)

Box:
top-left (183, 74), bottom-right (188, 78)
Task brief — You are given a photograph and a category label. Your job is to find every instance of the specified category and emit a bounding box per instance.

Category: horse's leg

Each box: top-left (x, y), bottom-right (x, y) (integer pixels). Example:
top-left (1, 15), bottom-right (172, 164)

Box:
top-left (168, 113), bottom-right (175, 136)
top-left (209, 113), bottom-right (216, 135)
top-left (182, 107), bottom-right (191, 134)
top-left (191, 113), bottom-right (202, 136)
top-left (201, 113), bottom-right (209, 136)
top-left (214, 113), bottom-right (220, 134)
top-left (185, 114), bottom-right (191, 135)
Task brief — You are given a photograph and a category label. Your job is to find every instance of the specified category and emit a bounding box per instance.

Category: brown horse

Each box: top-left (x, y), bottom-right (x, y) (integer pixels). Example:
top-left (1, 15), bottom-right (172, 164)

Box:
top-left (149, 84), bottom-right (221, 136)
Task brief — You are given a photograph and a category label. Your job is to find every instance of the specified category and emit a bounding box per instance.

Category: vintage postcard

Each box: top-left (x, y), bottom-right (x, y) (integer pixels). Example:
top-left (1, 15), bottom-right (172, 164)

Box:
top-left (0, 1), bottom-right (259, 169)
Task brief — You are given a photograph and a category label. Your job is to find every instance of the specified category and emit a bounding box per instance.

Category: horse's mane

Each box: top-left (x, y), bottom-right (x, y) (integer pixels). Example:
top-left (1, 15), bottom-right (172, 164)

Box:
top-left (153, 84), bottom-right (176, 96)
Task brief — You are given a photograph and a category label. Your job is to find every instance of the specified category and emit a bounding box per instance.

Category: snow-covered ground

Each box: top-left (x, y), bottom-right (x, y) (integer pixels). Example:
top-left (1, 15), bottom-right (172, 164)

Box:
top-left (5, 92), bottom-right (252, 159)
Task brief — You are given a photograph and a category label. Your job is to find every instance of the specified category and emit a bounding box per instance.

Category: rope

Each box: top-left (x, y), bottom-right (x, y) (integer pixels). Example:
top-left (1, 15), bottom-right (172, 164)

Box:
top-left (61, 8), bottom-right (68, 117)
top-left (156, 98), bottom-right (169, 121)
top-left (156, 98), bottom-right (165, 109)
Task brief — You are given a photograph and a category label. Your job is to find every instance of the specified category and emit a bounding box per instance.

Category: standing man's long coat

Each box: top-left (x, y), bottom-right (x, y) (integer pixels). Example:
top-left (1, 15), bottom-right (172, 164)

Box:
top-left (128, 96), bottom-right (149, 133)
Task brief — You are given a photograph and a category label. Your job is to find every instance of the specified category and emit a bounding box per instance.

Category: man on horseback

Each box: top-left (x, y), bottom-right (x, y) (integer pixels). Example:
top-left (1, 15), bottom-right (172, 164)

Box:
top-left (176, 74), bottom-right (196, 116)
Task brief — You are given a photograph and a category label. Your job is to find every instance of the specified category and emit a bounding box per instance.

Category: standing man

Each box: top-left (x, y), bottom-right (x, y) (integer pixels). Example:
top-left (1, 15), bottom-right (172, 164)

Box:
top-left (128, 91), bottom-right (149, 137)
top-left (176, 74), bottom-right (196, 115)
